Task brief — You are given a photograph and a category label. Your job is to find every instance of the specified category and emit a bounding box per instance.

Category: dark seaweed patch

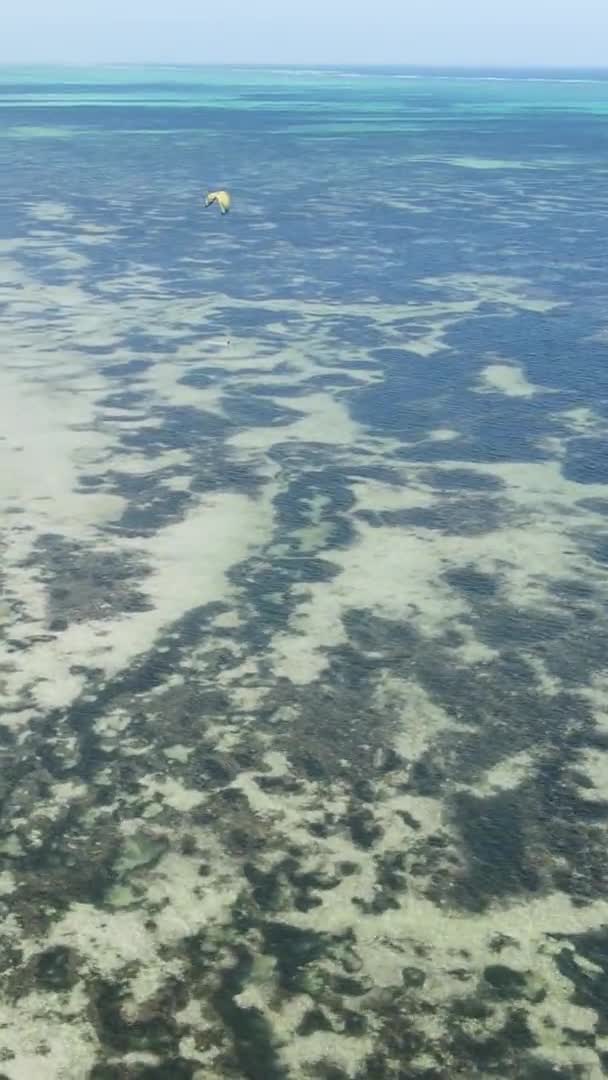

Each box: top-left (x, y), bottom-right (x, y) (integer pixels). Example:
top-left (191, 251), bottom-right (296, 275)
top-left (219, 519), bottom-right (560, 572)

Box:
top-left (298, 1008), bottom-right (333, 1036)
top-left (211, 945), bottom-right (283, 1080)
top-left (451, 790), bottom-right (541, 910)
top-left (368, 496), bottom-right (504, 536)
top-left (21, 533), bottom-right (153, 625)
top-left (34, 945), bottom-right (79, 992)
top-left (563, 438), bottom-right (608, 485)
top-left (423, 468), bottom-right (505, 492)
top-left (177, 368), bottom-right (219, 389)
top-left (90, 1062), bottom-right (197, 1078)
top-left (553, 928), bottom-right (608, 1028)
top-left (90, 977), bottom-right (185, 1056)
top-left (99, 359), bottom-right (153, 378)
top-left (483, 964), bottom-right (527, 999)
top-left (262, 922), bottom-right (328, 992)
top-left (444, 566), bottom-right (498, 598)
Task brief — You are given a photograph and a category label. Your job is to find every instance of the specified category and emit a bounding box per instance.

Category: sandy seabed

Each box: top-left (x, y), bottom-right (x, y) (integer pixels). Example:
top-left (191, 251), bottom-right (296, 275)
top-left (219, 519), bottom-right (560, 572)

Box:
top-left (0, 197), bottom-right (608, 1080)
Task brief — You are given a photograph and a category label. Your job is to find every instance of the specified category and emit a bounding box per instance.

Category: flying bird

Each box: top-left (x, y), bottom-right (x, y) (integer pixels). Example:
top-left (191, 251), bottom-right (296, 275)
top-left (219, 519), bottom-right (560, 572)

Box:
top-left (204, 190), bottom-right (231, 215)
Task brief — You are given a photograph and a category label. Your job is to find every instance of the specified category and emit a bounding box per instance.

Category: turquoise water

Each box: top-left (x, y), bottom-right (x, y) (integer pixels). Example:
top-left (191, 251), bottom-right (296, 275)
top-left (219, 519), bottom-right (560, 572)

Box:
top-left (1, 67), bottom-right (608, 1079)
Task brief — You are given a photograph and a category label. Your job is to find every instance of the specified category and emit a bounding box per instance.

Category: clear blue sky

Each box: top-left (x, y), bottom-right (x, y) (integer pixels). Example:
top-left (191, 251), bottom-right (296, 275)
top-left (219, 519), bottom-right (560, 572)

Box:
top-left (3, 0), bottom-right (608, 67)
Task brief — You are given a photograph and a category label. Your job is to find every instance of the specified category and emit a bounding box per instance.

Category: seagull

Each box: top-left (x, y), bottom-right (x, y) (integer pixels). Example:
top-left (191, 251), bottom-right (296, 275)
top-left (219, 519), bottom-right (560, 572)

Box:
top-left (204, 190), bottom-right (231, 215)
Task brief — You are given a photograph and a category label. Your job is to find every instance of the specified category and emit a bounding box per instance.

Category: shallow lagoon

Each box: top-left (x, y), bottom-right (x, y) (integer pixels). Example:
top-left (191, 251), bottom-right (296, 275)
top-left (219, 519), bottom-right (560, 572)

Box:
top-left (1, 66), bottom-right (608, 1078)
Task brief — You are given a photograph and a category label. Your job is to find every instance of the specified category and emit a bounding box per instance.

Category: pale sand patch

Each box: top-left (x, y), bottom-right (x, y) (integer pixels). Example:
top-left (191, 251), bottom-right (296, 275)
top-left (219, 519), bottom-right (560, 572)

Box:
top-left (471, 749), bottom-right (537, 796)
top-left (4, 490), bottom-right (273, 711)
top-left (75, 232), bottom-right (117, 247)
top-left (228, 391), bottom-right (363, 452)
top-left (26, 200), bottom-right (73, 222)
top-left (476, 362), bottom-right (539, 398)
top-left (0, 988), bottom-right (98, 1080)
top-left (0, 367), bottom-right (123, 534)
top-left (44, 843), bottom-right (240, 980)
top-left (370, 195), bottom-right (432, 214)
top-left (124, 959), bottom-right (186, 1013)
top-left (72, 221), bottom-right (121, 247)
top-left (164, 747), bottom-right (192, 764)
top-left (555, 406), bottom-right (608, 436)
top-left (280, 1030), bottom-right (373, 1079)
top-left (223, 746), bottom-right (608, 1073)
top-left (230, 769), bottom-right (350, 854)
top-left (114, 1054), bottom-right (164, 1069)
top-left (525, 654), bottom-right (563, 696)
top-left (580, 673), bottom-right (608, 732)
top-left (270, 598), bottom-right (342, 684)
top-left (227, 684), bottom-right (271, 712)
top-left (0, 913), bottom-right (22, 945)
top-left (350, 476), bottom-right (436, 513)
top-left (0, 872), bottom-right (16, 897)
top-left (226, 423), bottom-right (297, 453)
top-left (293, 881), bottom-right (608, 949)
top-left (100, 448), bottom-right (191, 478)
top-left (145, 849), bottom-right (241, 941)
top-left (428, 427), bottom-right (460, 442)
top-left (232, 772), bottom-right (290, 823)
top-left (93, 708), bottom-right (131, 739)
top-left (283, 392), bottom-right (364, 443)
top-left (291, 519), bottom-right (336, 553)
top-left (536, 434), bottom-right (567, 457)
top-left (19, 781), bottom-right (89, 832)
top-left (376, 676), bottom-right (472, 763)
top-left (453, 633), bottom-right (498, 665)
top-left (261, 749), bottom-right (291, 776)
top-left (216, 290), bottom-right (479, 326)
top-left (33, 243), bottom-right (92, 271)
top-left (373, 788), bottom-right (445, 856)
top-left (271, 521), bottom-right (482, 684)
top-left (422, 273), bottom-right (563, 312)
top-left (211, 609), bottom-right (241, 629)
top-left (271, 452), bottom-right (608, 683)
top-left (283, 888), bottom-right (608, 1065)
top-left (44, 907), bottom-right (168, 978)
top-left (171, 335), bottom-right (298, 374)
top-left (139, 775), bottom-right (205, 813)
top-left (437, 458), bottom-right (608, 604)
top-left (0, 238), bottom-right (32, 256)
top-left (574, 748), bottom-right (608, 803)
top-left (232, 965), bottom-right (369, 1080)
top-left (139, 361), bottom-right (227, 415)
top-left (405, 324), bottom-right (455, 356)
top-left (456, 457), bottom-right (608, 512)
top-left (0, 279), bottom-right (92, 321)
top-left (176, 997), bottom-right (207, 1029)
top-left (0, 601), bottom-right (12, 627)
top-left (78, 222), bottom-right (117, 235)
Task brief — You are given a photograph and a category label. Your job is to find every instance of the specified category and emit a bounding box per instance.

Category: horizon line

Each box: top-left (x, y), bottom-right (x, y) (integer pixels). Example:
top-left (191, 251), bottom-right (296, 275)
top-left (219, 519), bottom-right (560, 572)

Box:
top-left (1, 60), bottom-right (608, 71)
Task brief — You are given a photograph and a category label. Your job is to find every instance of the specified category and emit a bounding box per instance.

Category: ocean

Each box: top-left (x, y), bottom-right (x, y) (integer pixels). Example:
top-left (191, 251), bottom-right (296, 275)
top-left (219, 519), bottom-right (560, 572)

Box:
top-left (1, 65), bottom-right (608, 1078)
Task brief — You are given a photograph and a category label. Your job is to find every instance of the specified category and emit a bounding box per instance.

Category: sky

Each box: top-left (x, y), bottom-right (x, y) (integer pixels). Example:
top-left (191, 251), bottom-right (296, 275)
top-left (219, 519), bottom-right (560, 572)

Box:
top-left (2, 0), bottom-right (608, 67)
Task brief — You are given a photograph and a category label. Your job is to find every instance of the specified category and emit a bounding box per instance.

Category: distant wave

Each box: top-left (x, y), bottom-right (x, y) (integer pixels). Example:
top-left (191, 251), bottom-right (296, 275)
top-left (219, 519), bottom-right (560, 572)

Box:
top-left (3, 63), bottom-right (607, 88)
top-left (266, 66), bottom-right (608, 86)
top-left (352, 73), bottom-right (608, 85)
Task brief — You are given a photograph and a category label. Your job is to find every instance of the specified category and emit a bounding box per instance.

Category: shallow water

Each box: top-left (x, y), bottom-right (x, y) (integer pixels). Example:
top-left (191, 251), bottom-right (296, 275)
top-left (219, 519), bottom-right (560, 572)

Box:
top-left (1, 66), bottom-right (608, 1079)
